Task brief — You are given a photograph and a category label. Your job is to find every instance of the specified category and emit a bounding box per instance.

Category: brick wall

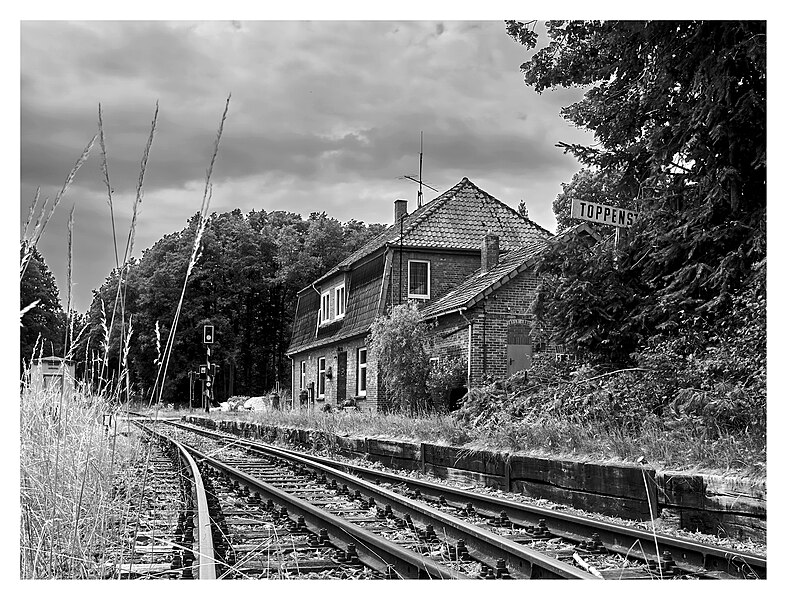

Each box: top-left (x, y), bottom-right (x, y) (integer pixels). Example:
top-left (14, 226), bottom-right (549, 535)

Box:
top-left (386, 248), bottom-right (480, 310)
top-left (429, 267), bottom-right (559, 388)
top-left (291, 334), bottom-right (387, 411)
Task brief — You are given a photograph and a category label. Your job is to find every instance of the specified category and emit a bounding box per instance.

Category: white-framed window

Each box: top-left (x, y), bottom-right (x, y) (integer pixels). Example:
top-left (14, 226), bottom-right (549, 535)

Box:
top-left (429, 357), bottom-right (439, 371)
top-left (408, 260), bottom-right (430, 299)
top-left (357, 347), bottom-right (367, 397)
top-left (300, 361), bottom-right (307, 390)
top-left (318, 357), bottom-right (326, 398)
top-left (320, 291), bottom-right (331, 324)
top-left (335, 284), bottom-right (346, 318)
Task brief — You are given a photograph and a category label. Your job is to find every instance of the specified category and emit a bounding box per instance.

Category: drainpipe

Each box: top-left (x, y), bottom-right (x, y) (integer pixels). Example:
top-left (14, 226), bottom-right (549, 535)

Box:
top-left (482, 302), bottom-right (487, 378)
top-left (459, 308), bottom-right (472, 397)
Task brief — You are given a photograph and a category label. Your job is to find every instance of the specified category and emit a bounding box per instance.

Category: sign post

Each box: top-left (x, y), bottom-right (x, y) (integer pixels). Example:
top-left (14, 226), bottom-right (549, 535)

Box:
top-left (571, 199), bottom-right (638, 267)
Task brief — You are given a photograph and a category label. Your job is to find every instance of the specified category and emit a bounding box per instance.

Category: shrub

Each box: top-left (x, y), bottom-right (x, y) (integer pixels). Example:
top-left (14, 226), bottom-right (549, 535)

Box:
top-left (368, 302), bottom-right (431, 413)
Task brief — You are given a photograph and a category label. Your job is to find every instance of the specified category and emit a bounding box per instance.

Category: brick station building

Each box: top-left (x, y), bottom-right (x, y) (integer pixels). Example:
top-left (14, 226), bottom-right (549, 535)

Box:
top-left (286, 177), bottom-right (596, 411)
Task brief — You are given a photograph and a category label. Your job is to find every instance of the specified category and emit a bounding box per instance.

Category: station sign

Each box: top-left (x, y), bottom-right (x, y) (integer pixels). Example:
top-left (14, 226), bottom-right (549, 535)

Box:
top-left (571, 199), bottom-right (638, 228)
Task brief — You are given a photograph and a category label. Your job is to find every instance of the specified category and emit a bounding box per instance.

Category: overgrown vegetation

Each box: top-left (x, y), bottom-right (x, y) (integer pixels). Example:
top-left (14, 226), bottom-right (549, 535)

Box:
top-left (487, 20), bottom-right (767, 472)
top-left (506, 20), bottom-right (766, 367)
top-left (368, 302), bottom-right (432, 413)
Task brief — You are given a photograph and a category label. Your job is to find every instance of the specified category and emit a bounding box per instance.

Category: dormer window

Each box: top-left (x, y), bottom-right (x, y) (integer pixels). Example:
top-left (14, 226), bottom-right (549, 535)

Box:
top-left (335, 284), bottom-right (346, 319)
top-left (320, 291), bottom-right (330, 324)
top-left (408, 260), bottom-right (430, 299)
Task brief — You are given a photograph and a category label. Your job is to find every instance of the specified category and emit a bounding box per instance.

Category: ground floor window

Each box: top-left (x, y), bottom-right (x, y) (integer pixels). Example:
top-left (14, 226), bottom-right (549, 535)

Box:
top-left (318, 357), bottom-right (326, 397)
top-left (300, 361), bottom-right (306, 390)
top-left (357, 347), bottom-right (367, 396)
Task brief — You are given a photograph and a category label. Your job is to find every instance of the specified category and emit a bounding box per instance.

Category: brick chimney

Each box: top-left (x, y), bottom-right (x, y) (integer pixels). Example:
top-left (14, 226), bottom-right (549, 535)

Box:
top-left (480, 232), bottom-right (500, 273)
top-left (394, 199), bottom-right (408, 223)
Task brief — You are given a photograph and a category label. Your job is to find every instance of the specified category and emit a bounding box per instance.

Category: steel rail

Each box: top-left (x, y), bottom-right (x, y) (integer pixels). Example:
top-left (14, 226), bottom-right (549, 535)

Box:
top-left (244, 440), bottom-right (593, 579)
top-left (161, 422), bottom-right (593, 579)
top-left (173, 438), bottom-right (467, 580)
top-left (167, 420), bottom-right (766, 580)
top-left (135, 422), bottom-right (217, 579)
top-left (278, 444), bottom-right (767, 580)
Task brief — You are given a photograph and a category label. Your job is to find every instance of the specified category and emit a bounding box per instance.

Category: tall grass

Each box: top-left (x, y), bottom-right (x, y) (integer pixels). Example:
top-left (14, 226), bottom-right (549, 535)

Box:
top-left (20, 380), bottom-right (137, 578)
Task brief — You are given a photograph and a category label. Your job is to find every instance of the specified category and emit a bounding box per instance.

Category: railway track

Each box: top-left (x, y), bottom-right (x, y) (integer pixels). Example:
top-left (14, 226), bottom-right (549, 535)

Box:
top-left (128, 416), bottom-right (766, 580)
top-left (133, 417), bottom-right (591, 579)
top-left (103, 426), bottom-right (214, 579)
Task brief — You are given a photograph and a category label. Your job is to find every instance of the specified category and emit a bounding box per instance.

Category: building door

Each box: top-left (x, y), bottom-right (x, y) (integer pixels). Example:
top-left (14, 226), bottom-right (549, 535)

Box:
top-left (336, 351), bottom-right (347, 404)
top-left (507, 322), bottom-right (532, 376)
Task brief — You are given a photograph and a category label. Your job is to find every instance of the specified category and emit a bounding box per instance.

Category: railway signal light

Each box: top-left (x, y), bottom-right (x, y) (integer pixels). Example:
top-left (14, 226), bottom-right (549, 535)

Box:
top-left (203, 324), bottom-right (214, 344)
top-left (199, 365), bottom-right (208, 380)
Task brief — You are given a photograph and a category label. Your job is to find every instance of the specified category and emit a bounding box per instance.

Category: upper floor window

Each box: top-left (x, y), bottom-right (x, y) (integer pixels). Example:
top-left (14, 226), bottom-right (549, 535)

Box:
top-left (408, 260), bottom-right (430, 299)
top-left (320, 291), bottom-right (330, 324)
top-left (335, 284), bottom-right (346, 318)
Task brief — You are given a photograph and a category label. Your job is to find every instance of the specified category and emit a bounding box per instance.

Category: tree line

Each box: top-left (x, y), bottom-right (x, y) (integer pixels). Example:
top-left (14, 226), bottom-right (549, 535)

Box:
top-left (21, 210), bottom-right (384, 405)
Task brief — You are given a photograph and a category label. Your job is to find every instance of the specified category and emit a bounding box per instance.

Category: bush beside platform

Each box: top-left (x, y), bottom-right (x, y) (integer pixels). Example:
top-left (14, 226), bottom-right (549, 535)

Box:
top-left (185, 415), bottom-right (766, 543)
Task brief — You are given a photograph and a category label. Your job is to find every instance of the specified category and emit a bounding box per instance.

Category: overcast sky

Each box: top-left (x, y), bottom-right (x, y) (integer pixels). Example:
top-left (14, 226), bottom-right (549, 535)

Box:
top-left (20, 19), bottom-right (596, 313)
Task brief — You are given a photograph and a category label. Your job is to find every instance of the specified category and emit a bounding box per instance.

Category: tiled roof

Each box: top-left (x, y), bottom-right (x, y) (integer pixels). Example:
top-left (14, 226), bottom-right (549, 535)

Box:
top-left (287, 254), bottom-right (385, 355)
top-left (288, 288), bottom-right (320, 353)
top-left (419, 222), bottom-right (600, 320)
top-left (389, 177), bottom-right (551, 250)
top-left (312, 177), bottom-right (551, 286)
top-left (419, 242), bottom-right (548, 320)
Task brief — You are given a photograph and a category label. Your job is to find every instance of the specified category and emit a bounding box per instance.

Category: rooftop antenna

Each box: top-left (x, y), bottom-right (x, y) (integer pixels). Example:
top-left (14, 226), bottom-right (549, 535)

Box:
top-left (398, 131), bottom-right (438, 208)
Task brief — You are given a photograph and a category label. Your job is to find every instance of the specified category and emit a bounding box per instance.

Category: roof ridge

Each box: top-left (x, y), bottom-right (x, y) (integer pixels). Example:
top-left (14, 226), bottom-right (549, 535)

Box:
top-left (465, 179), bottom-right (554, 239)
top-left (395, 177), bottom-right (469, 240)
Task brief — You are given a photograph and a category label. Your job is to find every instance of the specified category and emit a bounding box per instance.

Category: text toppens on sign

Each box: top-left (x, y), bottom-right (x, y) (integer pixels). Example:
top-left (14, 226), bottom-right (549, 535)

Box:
top-left (571, 199), bottom-right (638, 228)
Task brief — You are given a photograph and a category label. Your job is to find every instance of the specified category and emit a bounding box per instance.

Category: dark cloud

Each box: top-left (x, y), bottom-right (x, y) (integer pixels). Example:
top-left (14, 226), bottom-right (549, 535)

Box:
top-left (21, 20), bottom-right (594, 313)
